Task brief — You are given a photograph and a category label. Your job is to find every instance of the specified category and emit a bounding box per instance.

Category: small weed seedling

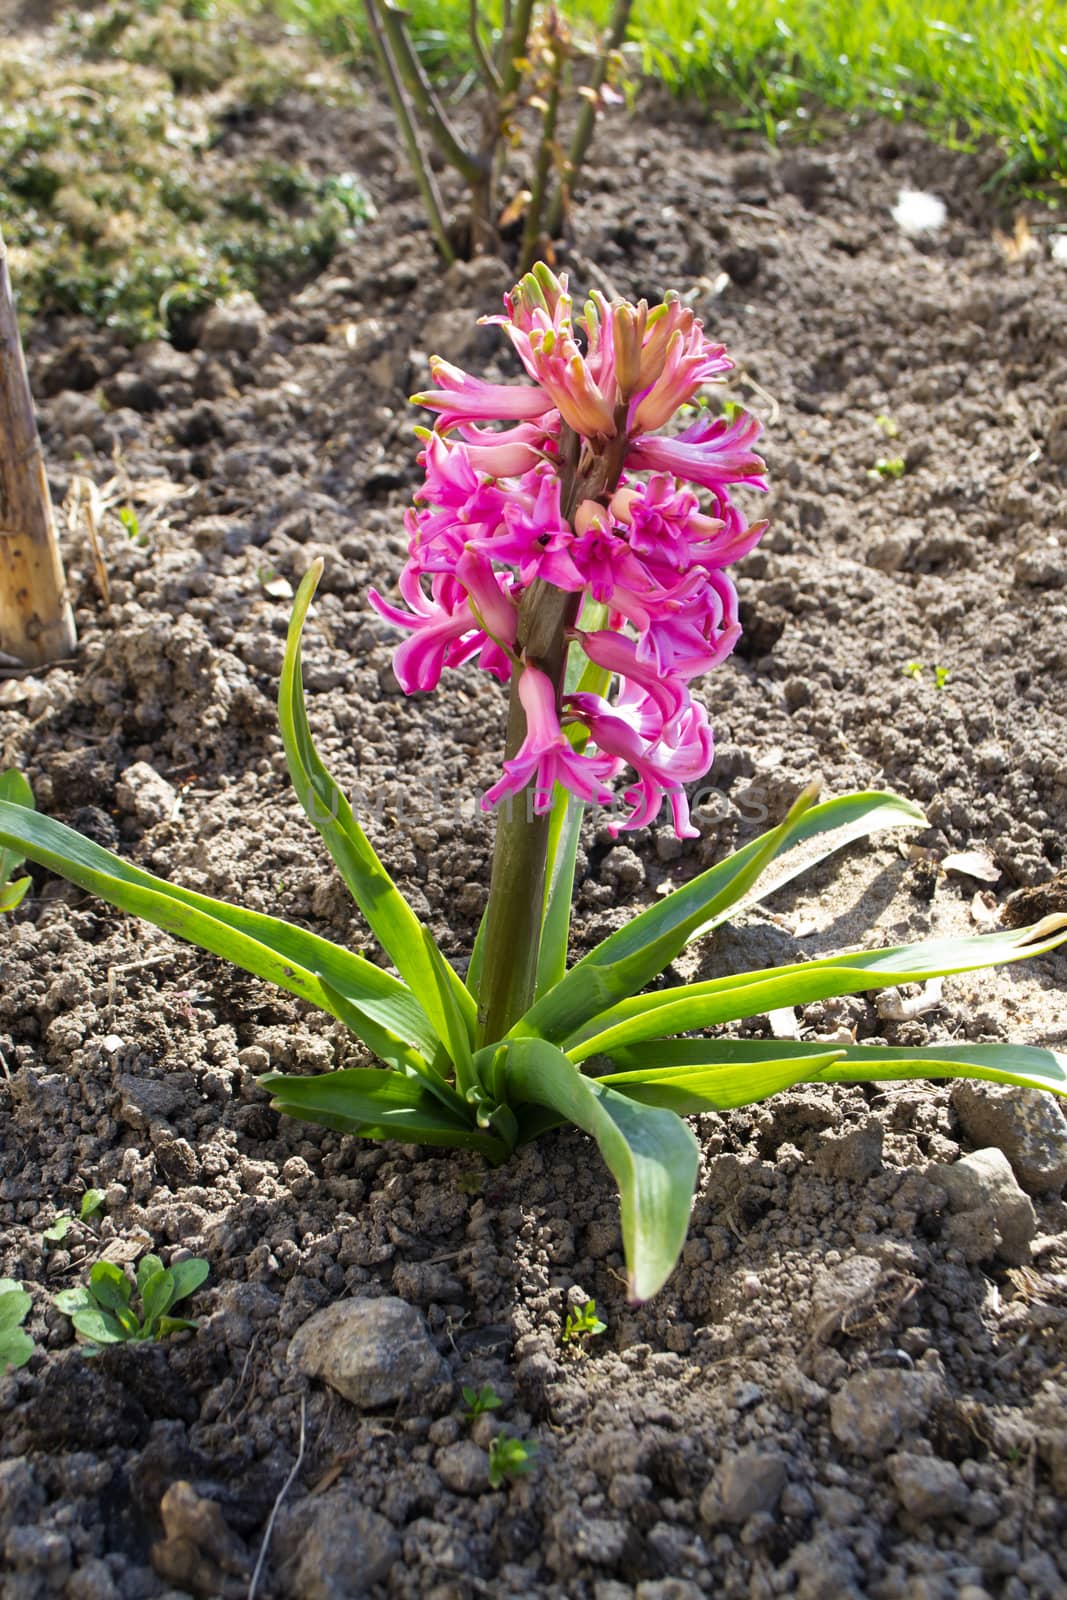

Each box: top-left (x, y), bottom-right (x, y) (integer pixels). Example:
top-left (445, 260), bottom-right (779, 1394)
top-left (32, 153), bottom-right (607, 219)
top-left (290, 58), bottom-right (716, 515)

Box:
top-left (463, 1383), bottom-right (503, 1421)
top-left (875, 413), bottom-right (900, 438)
top-left (902, 661), bottom-right (951, 690)
top-left (870, 456), bottom-right (907, 480)
top-left (933, 664), bottom-right (951, 690)
top-left (53, 1255), bottom-right (209, 1352)
top-left (488, 1433), bottom-right (538, 1489)
top-left (562, 1300), bottom-right (607, 1344)
top-left (0, 1279), bottom-right (34, 1372)
top-left (41, 1188), bottom-right (106, 1247)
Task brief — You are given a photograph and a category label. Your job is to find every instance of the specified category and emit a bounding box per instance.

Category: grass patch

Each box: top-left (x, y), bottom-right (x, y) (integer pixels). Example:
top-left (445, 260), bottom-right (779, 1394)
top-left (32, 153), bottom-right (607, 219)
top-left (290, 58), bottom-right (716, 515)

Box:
top-left (0, 0), bottom-right (372, 339)
top-left (276, 0), bottom-right (1067, 190)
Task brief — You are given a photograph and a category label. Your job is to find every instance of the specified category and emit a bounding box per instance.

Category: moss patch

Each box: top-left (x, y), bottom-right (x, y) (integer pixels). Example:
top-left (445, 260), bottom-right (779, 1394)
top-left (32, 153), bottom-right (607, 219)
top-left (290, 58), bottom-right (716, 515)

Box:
top-left (0, 0), bottom-right (372, 339)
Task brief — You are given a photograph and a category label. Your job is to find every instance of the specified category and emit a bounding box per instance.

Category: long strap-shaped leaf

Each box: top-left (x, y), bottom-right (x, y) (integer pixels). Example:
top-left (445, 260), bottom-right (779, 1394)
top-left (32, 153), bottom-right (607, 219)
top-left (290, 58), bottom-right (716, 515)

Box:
top-left (0, 800), bottom-right (459, 1097)
top-left (595, 1037), bottom-right (1067, 1104)
top-left (279, 560), bottom-right (477, 1062)
top-left (260, 1067), bottom-right (504, 1156)
top-left (568, 918), bottom-right (1067, 1062)
top-left (499, 1036), bottom-right (699, 1302)
top-left (515, 786), bottom-right (926, 1044)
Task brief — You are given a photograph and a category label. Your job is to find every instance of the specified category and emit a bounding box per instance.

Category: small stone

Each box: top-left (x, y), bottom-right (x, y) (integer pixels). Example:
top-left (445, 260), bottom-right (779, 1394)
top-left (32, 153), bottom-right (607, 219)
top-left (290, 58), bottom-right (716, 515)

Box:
top-left (1015, 547), bottom-right (1067, 589)
top-left (701, 1448), bottom-right (788, 1525)
top-left (4, 1526), bottom-right (72, 1583)
top-left (829, 1369), bottom-right (945, 1457)
top-left (198, 293), bottom-right (267, 353)
top-left (68, 1556), bottom-right (121, 1600)
top-left (809, 1255), bottom-right (884, 1343)
top-left (951, 1082), bottom-right (1067, 1194)
top-left (435, 1440), bottom-right (489, 1496)
top-left (866, 535), bottom-right (910, 573)
top-left (291, 1493), bottom-right (400, 1599)
top-left (783, 676), bottom-right (812, 711)
top-left (116, 1074), bottom-right (187, 1129)
top-left (115, 761), bottom-right (177, 825)
top-left (636, 1582), bottom-right (705, 1600)
top-left (813, 1120), bottom-right (884, 1181)
top-left (0, 1459), bottom-right (44, 1538)
top-left (288, 1297), bottom-right (451, 1412)
top-left (888, 1453), bottom-right (969, 1518)
top-left (600, 847), bottom-right (645, 889)
top-left (934, 1146), bottom-right (1036, 1264)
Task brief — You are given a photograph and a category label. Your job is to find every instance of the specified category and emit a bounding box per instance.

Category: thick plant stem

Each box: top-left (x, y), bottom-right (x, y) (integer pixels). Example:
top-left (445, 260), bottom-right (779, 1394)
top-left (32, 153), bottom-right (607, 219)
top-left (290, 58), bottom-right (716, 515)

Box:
top-left (378, 0), bottom-right (484, 184)
top-left (546, 0), bottom-right (633, 240)
top-left (359, 3), bottom-right (455, 263)
top-left (469, 0), bottom-right (501, 90)
top-left (0, 225), bottom-right (76, 667)
top-left (476, 582), bottom-right (579, 1048)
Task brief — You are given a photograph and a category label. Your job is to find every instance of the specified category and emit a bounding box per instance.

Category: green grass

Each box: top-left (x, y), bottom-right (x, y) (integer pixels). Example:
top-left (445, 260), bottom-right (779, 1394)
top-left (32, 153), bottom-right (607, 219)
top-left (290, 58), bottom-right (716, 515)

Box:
top-left (276, 0), bottom-right (1067, 189)
top-left (0, 0), bottom-right (371, 338)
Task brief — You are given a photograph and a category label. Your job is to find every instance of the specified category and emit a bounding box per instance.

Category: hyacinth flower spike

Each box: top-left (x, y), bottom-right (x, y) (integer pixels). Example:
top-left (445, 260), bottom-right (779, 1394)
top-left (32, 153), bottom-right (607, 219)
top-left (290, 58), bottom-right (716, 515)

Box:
top-left (6, 260), bottom-right (1065, 1311)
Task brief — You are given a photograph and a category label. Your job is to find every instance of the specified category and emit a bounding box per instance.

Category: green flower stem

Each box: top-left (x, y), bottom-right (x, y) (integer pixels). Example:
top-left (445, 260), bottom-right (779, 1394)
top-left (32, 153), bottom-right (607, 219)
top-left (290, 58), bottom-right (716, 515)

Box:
top-left (476, 581), bottom-right (579, 1048)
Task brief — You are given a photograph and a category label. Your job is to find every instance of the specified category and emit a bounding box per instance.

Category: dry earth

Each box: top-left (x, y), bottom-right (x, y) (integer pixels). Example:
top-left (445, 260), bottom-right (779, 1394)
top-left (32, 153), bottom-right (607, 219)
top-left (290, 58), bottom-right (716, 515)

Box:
top-left (3, 13), bottom-right (1067, 1600)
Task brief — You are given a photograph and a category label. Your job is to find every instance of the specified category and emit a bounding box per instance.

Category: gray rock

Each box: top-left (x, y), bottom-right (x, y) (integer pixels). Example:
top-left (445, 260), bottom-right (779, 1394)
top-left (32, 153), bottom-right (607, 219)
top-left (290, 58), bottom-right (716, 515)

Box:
top-left (829, 1368), bottom-right (945, 1457)
top-left (288, 1296), bottom-right (450, 1412)
top-left (199, 293), bottom-right (267, 353)
top-left (291, 1494), bottom-right (400, 1599)
top-left (435, 1440), bottom-right (489, 1496)
top-left (951, 1082), bottom-right (1067, 1194)
top-left (67, 1557), bottom-right (121, 1600)
top-left (888, 1452), bottom-right (969, 1518)
top-left (636, 1582), bottom-right (706, 1600)
top-left (934, 1146), bottom-right (1036, 1264)
top-left (701, 1447), bottom-right (788, 1525)
top-left (115, 761), bottom-right (177, 825)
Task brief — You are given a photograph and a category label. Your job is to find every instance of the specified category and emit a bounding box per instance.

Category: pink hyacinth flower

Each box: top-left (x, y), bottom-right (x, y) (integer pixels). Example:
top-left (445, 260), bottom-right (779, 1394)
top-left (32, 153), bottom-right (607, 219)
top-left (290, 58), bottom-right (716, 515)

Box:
top-left (627, 408), bottom-right (768, 492)
top-left (482, 666), bottom-right (618, 816)
top-left (576, 696), bottom-right (715, 838)
top-left (413, 357), bottom-right (553, 431)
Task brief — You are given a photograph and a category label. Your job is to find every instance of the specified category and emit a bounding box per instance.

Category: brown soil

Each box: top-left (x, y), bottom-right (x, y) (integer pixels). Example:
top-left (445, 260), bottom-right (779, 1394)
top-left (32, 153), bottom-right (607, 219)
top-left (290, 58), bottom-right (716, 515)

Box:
top-left (2, 14), bottom-right (1067, 1600)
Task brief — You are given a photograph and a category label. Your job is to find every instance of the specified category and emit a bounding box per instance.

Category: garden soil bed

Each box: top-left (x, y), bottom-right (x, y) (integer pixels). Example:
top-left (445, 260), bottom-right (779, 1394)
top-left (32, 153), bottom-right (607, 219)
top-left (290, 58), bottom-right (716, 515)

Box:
top-left (3, 17), bottom-right (1067, 1600)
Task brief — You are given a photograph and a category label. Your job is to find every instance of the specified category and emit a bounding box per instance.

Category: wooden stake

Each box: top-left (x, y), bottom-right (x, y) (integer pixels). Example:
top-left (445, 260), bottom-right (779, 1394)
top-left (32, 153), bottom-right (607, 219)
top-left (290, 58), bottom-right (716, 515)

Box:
top-left (0, 224), bottom-right (77, 667)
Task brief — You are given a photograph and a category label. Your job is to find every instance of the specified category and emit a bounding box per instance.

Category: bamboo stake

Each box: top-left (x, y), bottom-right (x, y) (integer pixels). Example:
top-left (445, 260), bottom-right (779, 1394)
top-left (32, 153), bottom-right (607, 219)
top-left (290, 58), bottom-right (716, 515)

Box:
top-left (0, 225), bottom-right (77, 667)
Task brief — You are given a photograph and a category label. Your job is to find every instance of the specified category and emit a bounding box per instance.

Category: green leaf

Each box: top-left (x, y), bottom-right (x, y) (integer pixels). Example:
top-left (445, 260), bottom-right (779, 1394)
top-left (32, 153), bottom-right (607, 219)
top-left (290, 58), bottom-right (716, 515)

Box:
top-left (0, 1327), bottom-right (34, 1371)
top-left (278, 559), bottom-right (476, 1059)
top-left (598, 1037), bottom-right (1067, 1101)
top-left (569, 919), bottom-right (1067, 1062)
top-left (516, 787), bottom-right (926, 1044)
top-left (52, 1287), bottom-right (92, 1316)
top-left (0, 800), bottom-right (451, 1093)
top-left (155, 1315), bottom-right (198, 1337)
top-left (140, 1269), bottom-right (176, 1325)
top-left (597, 1050), bottom-right (849, 1112)
top-left (89, 1262), bottom-right (132, 1311)
top-left (498, 1037), bottom-right (699, 1302)
top-left (80, 1189), bottom-right (106, 1220)
top-left (261, 1067), bottom-right (508, 1158)
top-left (0, 876), bottom-right (30, 912)
top-left (42, 1213), bottom-right (73, 1244)
top-left (71, 1306), bottom-right (126, 1344)
top-left (167, 1258), bottom-right (210, 1307)
top-left (136, 1255), bottom-right (165, 1295)
top-left (0, 769), bottom-right (34, 910)
top-left (0, 1282), bottom-right (31, 1331)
